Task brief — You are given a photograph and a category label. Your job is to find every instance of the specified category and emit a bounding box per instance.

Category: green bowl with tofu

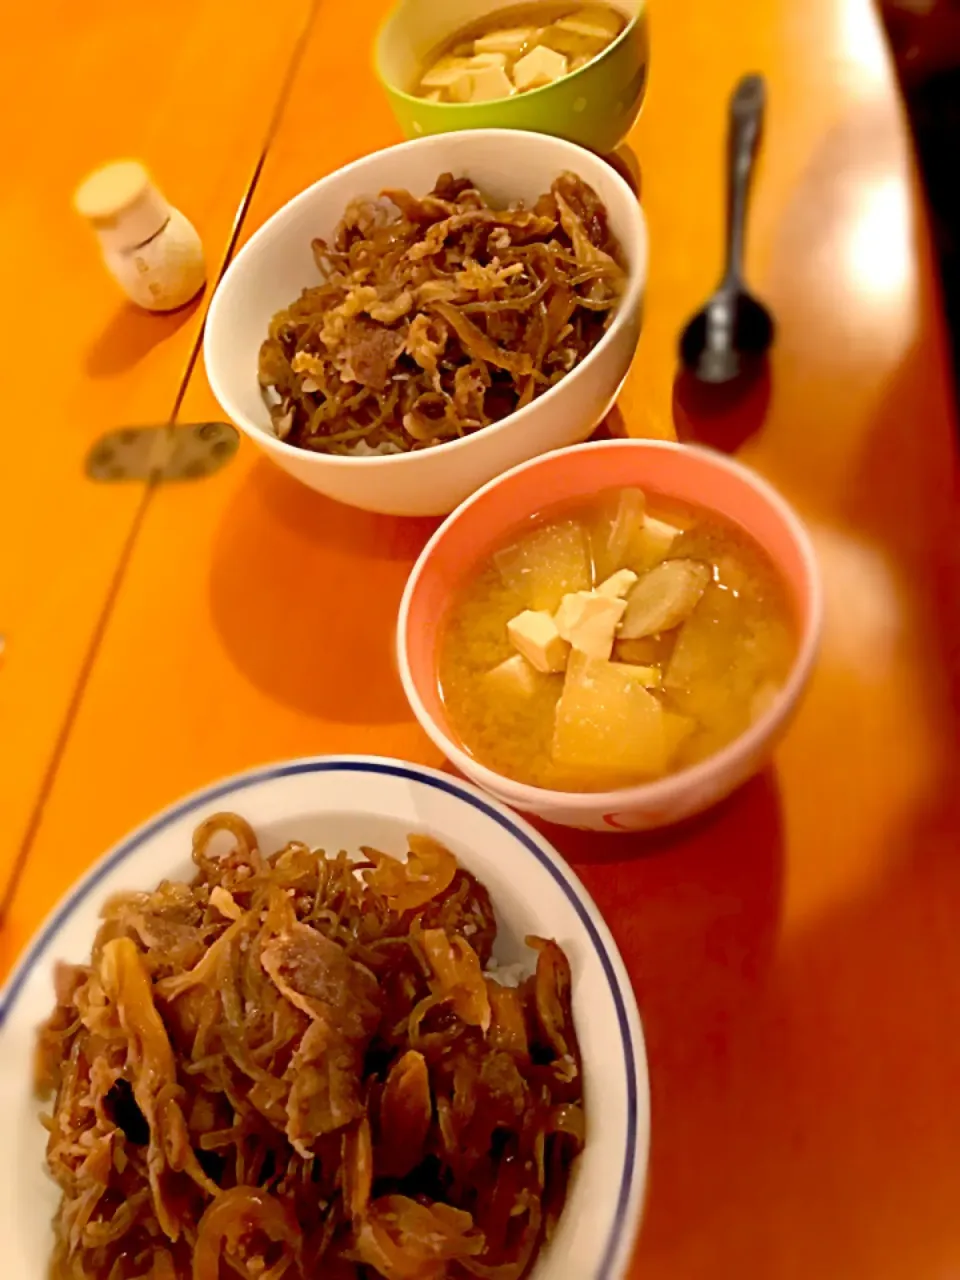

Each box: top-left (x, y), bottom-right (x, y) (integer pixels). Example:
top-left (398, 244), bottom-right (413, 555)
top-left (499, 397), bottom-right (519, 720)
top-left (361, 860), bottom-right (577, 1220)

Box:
top-left (375, 0), bottom-right (648, 155)
top-left (397, 439), bottom-right (823, 832)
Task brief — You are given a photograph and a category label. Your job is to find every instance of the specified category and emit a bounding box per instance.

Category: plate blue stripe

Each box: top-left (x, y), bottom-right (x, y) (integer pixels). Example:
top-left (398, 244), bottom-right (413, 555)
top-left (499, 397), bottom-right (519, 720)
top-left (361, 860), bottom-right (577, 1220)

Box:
top-left (0, 758), bottom-right (639, 1279)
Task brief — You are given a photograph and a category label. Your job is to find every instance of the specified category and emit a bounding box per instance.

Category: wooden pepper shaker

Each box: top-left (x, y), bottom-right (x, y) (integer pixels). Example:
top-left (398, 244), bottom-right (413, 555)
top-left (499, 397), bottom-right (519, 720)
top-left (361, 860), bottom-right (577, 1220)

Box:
top-left (74, 160), bottom-right (206, 312)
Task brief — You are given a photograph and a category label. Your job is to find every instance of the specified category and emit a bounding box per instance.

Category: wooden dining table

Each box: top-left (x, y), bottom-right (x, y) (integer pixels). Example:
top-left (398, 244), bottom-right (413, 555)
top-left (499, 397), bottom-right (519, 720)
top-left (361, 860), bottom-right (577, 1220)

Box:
top-left (4, 0), bottom-right (960, 1275)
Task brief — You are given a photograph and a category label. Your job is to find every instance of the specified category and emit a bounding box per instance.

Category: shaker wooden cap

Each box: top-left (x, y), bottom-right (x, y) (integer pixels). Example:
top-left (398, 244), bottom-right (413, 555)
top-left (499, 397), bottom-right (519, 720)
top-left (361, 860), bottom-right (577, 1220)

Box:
top-left (73, 159), bottom-right (172, 250)
top-left (74, 160), bottom-right (152, 223)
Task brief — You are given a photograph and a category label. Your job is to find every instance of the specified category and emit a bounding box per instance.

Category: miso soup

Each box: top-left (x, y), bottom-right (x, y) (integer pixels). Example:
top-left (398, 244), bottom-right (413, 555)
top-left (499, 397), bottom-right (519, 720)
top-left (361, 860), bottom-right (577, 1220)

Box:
top-left (438, 486), bottom-right (798, 792)
top-left (415, 3), bottom-right (628, 104)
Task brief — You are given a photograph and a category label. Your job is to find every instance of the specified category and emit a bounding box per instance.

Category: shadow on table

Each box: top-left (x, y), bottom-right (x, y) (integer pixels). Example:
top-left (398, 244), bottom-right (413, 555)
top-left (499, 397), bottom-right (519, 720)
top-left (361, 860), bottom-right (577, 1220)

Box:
top-left (837, 347), bottom-right (960, 726)
top-left (633, 341), bottom-right (960, 1272)
top-left (433, 763), bottom-right (786, 1038)
top-left (604, 143), bottom-right (642, 199)
top-left (628, 775), bottom-right (960, 1279)
top-left (542, 770), bottom-right (787, 1258)
top-left (672, 361), bottom-right (773, 451)
top-left (537, 768), bottom-right (786, 996)
top-left (208, 460), bottom-right (438, 724)
top-left (85, 296), bottom-right (202, 378)
top-left (245, 457), bottom-right (440, 556)
top-left (527, 770), bottom-right (788, 1095)
top-left (537, 766), bottom-right (784, 868)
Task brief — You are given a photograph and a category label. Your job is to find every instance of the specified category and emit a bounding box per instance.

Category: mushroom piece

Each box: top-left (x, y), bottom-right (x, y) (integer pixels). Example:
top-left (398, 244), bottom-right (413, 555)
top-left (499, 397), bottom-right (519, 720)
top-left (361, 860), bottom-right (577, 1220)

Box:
top-left (619, 560), bottom-right (711, 639)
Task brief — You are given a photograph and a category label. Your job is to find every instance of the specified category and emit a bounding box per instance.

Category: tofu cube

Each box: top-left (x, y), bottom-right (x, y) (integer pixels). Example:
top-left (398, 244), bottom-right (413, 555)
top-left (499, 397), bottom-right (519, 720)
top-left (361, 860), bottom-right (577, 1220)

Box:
top-left (468, 51), bottom-right (509, 68)
top-left (596, 568), bottom-right (638, 598)
top-left (423, 89), bottom-right (442, 102)
top-left (484, 653), bottom-right (546, 701)
top-left (447, 71), bottom-right (475, 102)
top-left (554, 590), bottom-right (626, 660)
top-left (553, 652), bottom-right (691, 776)
top-left (420, 56), bottom-right (475, 89)
top-left (635, 514), bottom-right (683, 570)
top-left (619, 559), bottom-right (711, 639)
top-left (539, 27), bottom-right (604, 59)
top-left (507, 610), bottom-right (570, 673)
top-left (555, 6), bottom-right (624, 41)
top-left (460, 63), bottom-right (516, 102)
top-left (512, 44), bottom-right (569, 91)
top-left (474, 26), bottom-right (540, 56)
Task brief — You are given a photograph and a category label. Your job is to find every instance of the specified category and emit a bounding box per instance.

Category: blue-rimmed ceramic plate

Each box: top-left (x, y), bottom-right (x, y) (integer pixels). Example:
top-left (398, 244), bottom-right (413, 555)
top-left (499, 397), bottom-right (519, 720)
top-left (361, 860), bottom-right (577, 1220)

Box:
top-left (0, 756), bottom-right (650, 1278)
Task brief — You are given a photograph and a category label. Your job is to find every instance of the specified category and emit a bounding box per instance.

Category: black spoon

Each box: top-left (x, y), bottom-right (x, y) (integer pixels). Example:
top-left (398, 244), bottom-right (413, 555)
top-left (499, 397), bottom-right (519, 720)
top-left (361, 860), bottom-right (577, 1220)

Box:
top-left (679, 74), bottom-right (774, 384)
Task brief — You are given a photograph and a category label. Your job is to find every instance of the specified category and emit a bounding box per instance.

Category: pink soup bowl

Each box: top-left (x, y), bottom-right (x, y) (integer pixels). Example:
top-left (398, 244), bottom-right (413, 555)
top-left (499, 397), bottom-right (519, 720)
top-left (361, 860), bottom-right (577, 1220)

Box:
top-left (397, 438), bottom-right (823, 832)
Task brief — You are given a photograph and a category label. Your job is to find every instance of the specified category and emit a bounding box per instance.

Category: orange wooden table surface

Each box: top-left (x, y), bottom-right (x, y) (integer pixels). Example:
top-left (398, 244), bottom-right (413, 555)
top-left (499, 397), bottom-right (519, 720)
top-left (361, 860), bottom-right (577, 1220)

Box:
top-left (0, 0), bottom-right (312, 895)
top-left (6, 0), bottom-right (960, 1276)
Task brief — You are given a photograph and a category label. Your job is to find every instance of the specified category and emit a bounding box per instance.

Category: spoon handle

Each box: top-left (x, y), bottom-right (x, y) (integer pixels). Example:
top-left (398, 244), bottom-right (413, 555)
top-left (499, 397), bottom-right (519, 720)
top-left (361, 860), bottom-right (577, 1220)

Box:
top-left (724, 74), bottom-right (766, 286)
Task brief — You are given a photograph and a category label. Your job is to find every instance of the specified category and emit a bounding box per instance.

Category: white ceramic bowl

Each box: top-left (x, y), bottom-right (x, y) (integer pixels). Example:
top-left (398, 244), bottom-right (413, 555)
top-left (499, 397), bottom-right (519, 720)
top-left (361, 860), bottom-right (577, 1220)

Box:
top-left (0, 756), bottom-right (649, 1279)
top-left (204, 131), bottom-right (646, 517)
top-left (398, 440), bottom-right (823, 831)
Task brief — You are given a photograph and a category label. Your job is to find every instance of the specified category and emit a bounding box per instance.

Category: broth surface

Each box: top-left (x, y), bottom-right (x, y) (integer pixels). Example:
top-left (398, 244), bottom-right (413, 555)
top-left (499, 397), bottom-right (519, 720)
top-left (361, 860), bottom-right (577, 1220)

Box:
top-left (415, 4), bottom-right (627, 104)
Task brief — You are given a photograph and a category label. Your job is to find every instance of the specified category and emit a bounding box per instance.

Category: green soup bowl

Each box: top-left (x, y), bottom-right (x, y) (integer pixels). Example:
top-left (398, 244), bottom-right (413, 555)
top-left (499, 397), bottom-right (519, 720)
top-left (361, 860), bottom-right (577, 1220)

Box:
top-left (375, 0), bottom-right (648, 156)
